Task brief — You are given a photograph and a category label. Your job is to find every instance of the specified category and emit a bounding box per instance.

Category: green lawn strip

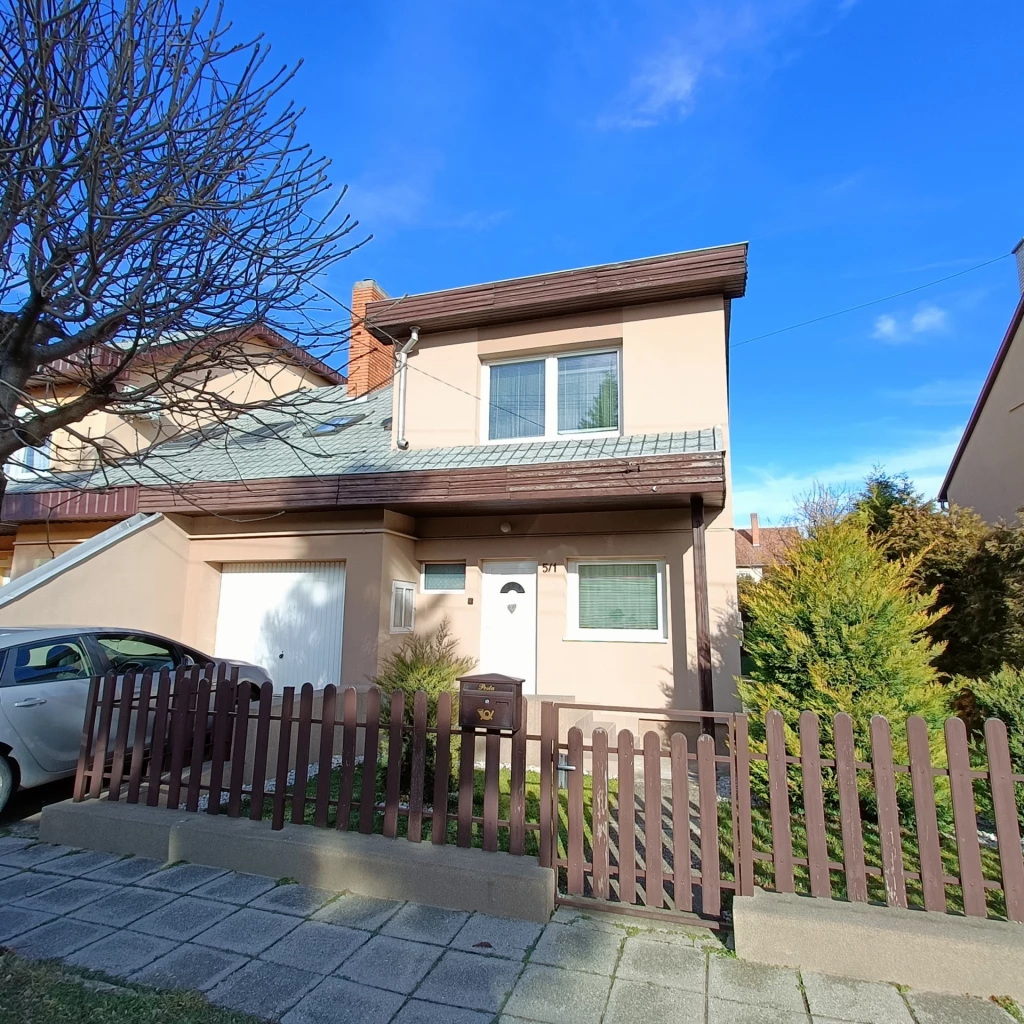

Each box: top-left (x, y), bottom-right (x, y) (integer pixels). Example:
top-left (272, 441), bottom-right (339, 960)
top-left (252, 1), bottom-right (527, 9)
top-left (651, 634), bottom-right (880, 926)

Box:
top-left (246, 757), bottom-right (617, 860)
top-left (0, 951), bottom-right (260, 1024)
top-left (233, 752), bottom-right (1011, 920)
top-left (717, 800), bottom-right (1007, 919)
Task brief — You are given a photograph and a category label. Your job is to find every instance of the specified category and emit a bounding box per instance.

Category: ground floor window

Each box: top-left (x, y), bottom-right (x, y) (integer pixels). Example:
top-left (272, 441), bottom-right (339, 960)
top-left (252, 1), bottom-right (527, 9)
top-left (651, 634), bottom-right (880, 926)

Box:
top-left (567, 559), bottom-right (666, 641)
top-left (422, 562), bottom-right (466, 592)
top-left (390, 580), bottom-right (415, 633)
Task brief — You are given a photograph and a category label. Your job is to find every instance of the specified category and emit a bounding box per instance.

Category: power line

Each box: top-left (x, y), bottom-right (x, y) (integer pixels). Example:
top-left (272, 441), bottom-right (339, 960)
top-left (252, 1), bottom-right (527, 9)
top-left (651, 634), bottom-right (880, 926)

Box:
top-left (729, 252), bottom-right (1012, 349)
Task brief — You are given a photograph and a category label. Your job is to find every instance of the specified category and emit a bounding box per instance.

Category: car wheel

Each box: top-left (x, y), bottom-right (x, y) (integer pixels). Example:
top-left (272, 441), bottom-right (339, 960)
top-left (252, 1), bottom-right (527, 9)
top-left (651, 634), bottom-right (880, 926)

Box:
top-left (0, 755), bottom-right (13, 817)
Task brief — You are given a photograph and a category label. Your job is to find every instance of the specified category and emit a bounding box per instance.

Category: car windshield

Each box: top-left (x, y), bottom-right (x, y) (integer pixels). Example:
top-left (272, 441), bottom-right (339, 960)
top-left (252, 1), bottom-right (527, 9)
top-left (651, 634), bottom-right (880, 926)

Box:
top-left (95, 635), bottom-right (178, 674)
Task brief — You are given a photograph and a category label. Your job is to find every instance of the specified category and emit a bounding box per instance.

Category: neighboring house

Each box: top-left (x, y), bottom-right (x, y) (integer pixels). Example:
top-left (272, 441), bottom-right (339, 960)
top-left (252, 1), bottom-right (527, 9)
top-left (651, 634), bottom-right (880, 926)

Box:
top-left (6, 323), bottom-right (345, 478)
top-left (0, 243), bottom-right (747, 718)
top-left (735, 514), bottom-right (798, 581)
top-left (939, 242), bottom-right (1024, 522)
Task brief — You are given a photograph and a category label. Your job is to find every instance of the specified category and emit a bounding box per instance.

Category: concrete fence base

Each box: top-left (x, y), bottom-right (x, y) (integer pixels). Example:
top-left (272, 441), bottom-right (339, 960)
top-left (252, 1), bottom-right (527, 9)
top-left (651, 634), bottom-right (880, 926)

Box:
top-left (733, 887), bottom-right (1024, 1001)
top-left (40, 799), bottom-right (555, 923)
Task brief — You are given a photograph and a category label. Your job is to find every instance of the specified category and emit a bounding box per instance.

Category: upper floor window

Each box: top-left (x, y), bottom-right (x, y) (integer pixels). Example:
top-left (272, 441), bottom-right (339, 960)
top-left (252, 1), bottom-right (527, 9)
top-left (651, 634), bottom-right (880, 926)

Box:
top-left (4, 406), bottom-right (54, 481)
top-left (483, 349), bottom-right (620, 443)
top-left (5, 438), bottom-right (52, 481)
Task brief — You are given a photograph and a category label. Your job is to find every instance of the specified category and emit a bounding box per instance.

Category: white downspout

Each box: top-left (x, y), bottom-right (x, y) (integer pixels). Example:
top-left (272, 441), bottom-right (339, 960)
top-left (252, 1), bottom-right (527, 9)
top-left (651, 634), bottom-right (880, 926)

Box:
top-left (395, 326), bottom-right (419, 450)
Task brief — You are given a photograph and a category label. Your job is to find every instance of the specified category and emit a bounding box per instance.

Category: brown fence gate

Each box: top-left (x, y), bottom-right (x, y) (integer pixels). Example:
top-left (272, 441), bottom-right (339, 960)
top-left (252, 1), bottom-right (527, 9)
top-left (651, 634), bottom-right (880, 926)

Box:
top-left (538, 702), bottom-right (752, 927)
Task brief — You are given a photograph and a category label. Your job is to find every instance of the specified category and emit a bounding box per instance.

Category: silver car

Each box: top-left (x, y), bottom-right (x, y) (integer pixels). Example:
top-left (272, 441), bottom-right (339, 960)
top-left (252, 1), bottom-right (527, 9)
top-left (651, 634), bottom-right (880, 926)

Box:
top-left (0, 627), bottom-right (271, 815)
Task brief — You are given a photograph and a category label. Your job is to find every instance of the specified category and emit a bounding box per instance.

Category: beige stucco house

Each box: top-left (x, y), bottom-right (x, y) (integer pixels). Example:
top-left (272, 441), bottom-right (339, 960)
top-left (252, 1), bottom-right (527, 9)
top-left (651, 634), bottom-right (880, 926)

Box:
top-left (940, 248), bottom-right (1024, 522)
top-left (7, 323), bottom-right (345, 478)
top-left (0, 323), bottom-right (344, 581)
top-left (0, 243), bottom-right (747, 717)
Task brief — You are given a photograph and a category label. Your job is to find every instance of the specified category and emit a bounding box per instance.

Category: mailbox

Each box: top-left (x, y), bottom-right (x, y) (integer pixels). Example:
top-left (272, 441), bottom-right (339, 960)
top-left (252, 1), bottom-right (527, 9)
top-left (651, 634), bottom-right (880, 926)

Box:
top-left (458, 673), bottom-right (524, 733)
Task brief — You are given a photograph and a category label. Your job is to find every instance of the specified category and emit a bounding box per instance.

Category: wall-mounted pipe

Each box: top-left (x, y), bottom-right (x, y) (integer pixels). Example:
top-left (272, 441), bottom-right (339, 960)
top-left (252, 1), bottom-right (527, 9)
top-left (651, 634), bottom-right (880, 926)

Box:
top-left (395, 326), bottom-right (419, 450)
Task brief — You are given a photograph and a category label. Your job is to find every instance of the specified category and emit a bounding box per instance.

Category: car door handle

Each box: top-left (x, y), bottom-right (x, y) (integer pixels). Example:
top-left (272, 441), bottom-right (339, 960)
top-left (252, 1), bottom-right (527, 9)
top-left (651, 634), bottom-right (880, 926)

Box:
top-left (13, 697), bottom-right (47, 707)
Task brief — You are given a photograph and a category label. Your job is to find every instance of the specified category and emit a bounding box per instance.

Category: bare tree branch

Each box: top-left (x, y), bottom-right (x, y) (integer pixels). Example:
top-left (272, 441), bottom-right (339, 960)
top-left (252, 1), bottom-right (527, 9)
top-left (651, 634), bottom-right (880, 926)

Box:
top-left (0, 0), bottom-right (365, 502)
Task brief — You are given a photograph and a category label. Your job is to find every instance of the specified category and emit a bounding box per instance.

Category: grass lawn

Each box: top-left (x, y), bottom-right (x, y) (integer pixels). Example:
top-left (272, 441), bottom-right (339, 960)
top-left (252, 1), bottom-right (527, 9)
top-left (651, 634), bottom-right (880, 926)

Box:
top-left (717, 798), bottom-right (1008, 919)
top-left (0, 952), bottom-right (259, 1024)
top-left (246, 745), bottom-right (1008, 919)
top-left (246, 754), bottom-right (616, 860)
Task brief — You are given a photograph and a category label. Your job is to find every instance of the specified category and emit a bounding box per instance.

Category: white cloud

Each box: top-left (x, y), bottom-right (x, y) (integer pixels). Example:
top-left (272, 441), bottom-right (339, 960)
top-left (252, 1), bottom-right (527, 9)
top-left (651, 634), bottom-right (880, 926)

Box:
top-left (881, 379), bottom-right (981, 408)
top-left (609, 54), bottom-right (703, 129)
top-left (599, 1), bottom-right (822, 130)
top-left (871, 303), bottom-right (950, 344)
top-left (872, 314), bottom-right (898, 340)
top-left (731, 428), bottom-right (963, 526)
top-left (911, 304), bottom-right (947, 333)
top-left (348, 179), bottom-right (507, 234)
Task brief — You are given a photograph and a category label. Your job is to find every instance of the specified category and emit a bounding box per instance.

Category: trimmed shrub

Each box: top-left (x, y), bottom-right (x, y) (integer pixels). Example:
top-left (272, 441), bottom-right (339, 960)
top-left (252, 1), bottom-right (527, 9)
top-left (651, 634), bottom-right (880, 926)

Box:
top-left (372, 619), bottom-right (475, 796)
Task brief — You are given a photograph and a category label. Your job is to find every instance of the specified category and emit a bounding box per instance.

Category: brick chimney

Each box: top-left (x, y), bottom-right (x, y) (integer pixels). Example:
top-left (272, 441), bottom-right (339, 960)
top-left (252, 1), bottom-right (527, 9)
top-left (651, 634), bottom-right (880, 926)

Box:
top-left (750, 513), bottom-right (760, 547)
top-left (348, 280), bottom-right (392, 398)
top-left (1014, 238), bottom-right (1024, 294)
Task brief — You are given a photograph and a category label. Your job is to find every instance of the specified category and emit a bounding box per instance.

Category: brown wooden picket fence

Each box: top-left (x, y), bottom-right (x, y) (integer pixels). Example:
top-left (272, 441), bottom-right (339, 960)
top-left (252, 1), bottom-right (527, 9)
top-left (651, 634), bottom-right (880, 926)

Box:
top-left (72, 665), bottom-right (532, 852)
top-left (746, 708), bottom-right (1024, 922)
top-left (72, 665), bottom-right (1024, 927)
top-left (548, 707), bottom-right (1024, 925)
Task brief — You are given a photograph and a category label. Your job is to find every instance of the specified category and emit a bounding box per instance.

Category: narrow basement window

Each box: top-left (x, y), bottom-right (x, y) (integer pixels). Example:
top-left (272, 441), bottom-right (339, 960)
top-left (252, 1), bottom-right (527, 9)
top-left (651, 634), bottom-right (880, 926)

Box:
top-left (390, 580), bottom-right (415, 633)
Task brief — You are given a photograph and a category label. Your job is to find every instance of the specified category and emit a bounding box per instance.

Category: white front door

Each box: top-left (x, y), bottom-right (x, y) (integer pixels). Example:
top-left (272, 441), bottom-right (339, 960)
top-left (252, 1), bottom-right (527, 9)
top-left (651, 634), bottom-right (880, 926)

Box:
top-left (215, 561), bottom-right (346, 689)
top-left (479, 561), bottom-right (537, 694)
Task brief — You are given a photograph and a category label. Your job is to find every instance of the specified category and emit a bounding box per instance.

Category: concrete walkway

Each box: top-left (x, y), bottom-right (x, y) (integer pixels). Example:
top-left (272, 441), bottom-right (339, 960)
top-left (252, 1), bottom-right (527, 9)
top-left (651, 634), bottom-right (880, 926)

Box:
top-left (0, 836), bottom-right (1015, 1024)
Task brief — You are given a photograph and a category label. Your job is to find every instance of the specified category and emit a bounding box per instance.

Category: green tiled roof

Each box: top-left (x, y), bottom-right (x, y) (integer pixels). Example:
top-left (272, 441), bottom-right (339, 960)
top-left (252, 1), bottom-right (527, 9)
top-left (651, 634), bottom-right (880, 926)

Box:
top-left (9, 383), bottom-right (723, 492)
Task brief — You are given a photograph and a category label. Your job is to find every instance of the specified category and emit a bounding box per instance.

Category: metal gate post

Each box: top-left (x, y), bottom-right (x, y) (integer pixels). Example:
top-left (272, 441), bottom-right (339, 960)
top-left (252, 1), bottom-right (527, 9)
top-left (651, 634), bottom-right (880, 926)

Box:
top-left (539, 701), bottom-right (559, 869)
top-left (733, 714), bottom-right (756, 896)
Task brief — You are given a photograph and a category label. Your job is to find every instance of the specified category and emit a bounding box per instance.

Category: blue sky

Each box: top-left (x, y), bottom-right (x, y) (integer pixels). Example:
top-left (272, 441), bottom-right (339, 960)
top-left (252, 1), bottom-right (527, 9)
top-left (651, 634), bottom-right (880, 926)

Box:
top-left (228, 0), bottom-right (1023, 525)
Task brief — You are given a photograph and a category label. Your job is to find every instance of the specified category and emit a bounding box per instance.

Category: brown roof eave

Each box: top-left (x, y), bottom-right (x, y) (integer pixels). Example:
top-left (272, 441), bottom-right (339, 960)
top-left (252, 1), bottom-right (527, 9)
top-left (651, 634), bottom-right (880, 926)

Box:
top-left (27, 323), bottom-right (347, 390)
top-left (939, 294), bottom-right (1024, 502)
top-left (3, 451), bottom-right (725, 523)
top-left (365, 243), bottom-right (748, 341)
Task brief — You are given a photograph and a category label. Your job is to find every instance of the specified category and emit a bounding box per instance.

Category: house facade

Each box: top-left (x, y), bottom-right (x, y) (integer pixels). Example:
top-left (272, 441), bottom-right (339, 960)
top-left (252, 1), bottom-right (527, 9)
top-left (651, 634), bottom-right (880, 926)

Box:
top-left (939, 246), bottom-right (1024, 522)
top-left (0, 243), bottom-right (746, 716)
top-left (735, 514), bottom-right (798, 582)
top-left (7, 323), bottom-right (345, 479)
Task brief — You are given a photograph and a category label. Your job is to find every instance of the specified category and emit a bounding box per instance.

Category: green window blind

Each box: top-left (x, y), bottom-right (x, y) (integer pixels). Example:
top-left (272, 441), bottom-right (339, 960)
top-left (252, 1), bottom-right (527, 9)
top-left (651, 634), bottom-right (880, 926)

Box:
top-left (423, 563), bottom-right (466, 591)
top-left (578, 563), bottom-right (659, 630)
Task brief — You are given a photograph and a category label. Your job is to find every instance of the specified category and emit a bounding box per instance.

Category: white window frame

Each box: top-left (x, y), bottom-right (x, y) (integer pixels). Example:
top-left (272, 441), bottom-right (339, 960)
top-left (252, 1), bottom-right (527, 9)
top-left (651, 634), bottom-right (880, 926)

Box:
top-left (4, 406), bottom-right (54, 481)
top-left (420, 561), bottom-right (467, 594)
top-left (565, 558), bottom-right (667, 643)
top-left (480, 347), bottom-right (622, 444)
top-left (390, 580), bottom-right (416, 633)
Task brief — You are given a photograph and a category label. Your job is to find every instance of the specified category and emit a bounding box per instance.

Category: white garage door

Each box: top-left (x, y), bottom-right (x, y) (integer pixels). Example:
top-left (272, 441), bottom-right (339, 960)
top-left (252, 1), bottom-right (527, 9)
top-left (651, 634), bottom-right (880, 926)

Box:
top-left (215, 561), bottom-right (346, 689)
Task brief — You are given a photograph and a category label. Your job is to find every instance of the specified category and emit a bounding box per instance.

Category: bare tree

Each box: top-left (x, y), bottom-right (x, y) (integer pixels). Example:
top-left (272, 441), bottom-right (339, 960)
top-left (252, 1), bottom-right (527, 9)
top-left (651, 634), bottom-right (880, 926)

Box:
top-left (0, 0), bottom-right (362, 504)
top-left (788, 481), bottom-right (854, 536)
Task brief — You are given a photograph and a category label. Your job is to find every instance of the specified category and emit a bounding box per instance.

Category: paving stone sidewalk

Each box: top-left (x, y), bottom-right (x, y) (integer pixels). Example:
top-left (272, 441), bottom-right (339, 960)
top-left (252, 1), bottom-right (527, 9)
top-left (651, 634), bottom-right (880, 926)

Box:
top-left (0, 836), bottom-right (1018, 1024)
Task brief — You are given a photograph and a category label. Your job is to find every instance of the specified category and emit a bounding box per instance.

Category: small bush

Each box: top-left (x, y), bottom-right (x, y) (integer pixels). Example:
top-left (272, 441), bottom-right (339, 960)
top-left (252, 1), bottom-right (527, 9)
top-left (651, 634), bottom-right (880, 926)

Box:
top-left (372, 619), bottom-right (474, 795)
top-left (373, 618), bottom-right (475, 722)
top-left (962, 664), bottom-right (1024, 816)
